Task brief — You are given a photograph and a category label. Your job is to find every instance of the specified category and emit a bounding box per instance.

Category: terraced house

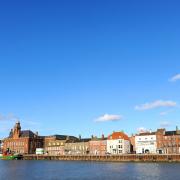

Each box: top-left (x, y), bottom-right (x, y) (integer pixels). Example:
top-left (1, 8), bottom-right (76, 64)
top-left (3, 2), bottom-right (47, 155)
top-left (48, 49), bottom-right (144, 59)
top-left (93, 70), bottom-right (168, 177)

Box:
top-left (89, 135), bottom-right (107, 155)
top-left (64, 136), bottom-right (91, 155)
top-left (44, 135), bottom-right (78, 155)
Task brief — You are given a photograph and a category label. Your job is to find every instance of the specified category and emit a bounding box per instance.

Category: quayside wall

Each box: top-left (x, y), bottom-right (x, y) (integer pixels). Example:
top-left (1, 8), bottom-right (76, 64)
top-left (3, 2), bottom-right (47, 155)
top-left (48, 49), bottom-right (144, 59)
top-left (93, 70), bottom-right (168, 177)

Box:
top-left (23, 154), bottom-right (180, 162)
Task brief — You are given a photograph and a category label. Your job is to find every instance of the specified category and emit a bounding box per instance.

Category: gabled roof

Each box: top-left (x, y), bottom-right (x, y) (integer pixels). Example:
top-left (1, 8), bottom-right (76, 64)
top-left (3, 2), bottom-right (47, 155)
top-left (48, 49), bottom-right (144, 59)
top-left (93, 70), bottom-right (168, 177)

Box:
top-left (108, 132), bottom-right (129, 141)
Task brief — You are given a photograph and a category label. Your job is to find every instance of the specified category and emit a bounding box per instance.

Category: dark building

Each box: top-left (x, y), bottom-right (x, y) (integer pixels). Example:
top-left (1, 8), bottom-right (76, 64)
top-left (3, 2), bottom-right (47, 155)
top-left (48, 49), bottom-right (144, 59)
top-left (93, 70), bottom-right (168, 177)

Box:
top-left (0, 139), bottom-right (2, 152)
top-left (3, 122), bottom-right (44, 154)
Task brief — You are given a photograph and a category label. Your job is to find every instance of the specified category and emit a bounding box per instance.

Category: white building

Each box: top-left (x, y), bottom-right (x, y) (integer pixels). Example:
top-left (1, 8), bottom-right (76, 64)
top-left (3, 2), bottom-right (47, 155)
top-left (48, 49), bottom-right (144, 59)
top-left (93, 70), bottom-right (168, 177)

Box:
top-left (135, 132), bottom-right (157, 154)
top-left (107, 132), bottom-right (130, 154)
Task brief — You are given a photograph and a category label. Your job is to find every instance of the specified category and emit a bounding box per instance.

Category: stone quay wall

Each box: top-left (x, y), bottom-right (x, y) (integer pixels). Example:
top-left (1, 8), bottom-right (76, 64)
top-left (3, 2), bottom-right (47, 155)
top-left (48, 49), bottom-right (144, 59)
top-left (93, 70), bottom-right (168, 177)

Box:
top-left (23, 154), bottom-right (180, 162)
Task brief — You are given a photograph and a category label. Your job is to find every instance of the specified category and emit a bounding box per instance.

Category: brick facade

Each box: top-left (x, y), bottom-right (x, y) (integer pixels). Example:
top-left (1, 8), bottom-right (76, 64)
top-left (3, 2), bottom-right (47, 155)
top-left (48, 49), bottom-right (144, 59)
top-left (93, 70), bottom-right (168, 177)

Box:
top-left (89, 135), bottom-right (107, 155)
top-left (156, 127), bottom-right (180, 154)
top-left (3, 122), bottom-right (44, 154)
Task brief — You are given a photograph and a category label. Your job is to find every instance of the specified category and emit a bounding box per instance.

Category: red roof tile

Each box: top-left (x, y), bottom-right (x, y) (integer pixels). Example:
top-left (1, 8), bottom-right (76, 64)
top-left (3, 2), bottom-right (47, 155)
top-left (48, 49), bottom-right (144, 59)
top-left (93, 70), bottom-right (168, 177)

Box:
top-left (108, 132), bottom-right (129, 141)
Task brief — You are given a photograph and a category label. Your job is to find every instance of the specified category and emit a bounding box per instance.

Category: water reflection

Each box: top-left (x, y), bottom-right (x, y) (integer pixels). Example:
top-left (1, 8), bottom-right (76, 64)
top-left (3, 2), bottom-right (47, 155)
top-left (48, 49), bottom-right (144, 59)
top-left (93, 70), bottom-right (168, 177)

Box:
top-left (0, 161), bottom-right (180, 180)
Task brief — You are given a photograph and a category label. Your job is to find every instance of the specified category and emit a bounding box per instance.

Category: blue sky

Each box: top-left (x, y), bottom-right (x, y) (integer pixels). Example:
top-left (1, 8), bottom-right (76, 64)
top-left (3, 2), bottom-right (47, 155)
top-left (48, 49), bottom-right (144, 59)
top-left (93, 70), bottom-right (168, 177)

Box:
top-left (0, 0), bottom-right (180, 138)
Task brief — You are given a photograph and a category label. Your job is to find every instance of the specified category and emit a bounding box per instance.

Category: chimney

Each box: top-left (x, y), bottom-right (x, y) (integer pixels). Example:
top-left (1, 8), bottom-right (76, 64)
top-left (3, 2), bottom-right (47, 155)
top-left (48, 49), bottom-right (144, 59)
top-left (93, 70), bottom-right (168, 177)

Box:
top-left (66, 136), bottom-right (70, 141)
top-left (176, 126), bottom-right (180, 134)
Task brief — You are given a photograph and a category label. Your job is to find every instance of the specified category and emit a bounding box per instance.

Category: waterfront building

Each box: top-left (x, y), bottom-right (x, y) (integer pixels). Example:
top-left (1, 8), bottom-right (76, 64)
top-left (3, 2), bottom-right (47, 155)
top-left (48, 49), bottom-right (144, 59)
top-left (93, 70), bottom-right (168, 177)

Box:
top-left (107, 131), bottom-right (130, 154)
top-left (64, 136), bottom-right (91, 155)
top-left (44, 135), bottom-right (78, 155)
top-left (89, 135), bottom-right (107, 155)
top-left (3, 122), bottom-right (44, 154)
top-left (135, 132), bottom-right (157, 154)
top-left (156, 127), bottom-right (180, 154)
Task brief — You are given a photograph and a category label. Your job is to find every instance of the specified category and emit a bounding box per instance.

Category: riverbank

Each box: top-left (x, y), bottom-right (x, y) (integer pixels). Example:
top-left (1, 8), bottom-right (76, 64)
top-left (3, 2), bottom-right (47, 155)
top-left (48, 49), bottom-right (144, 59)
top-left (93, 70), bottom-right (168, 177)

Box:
top-left (23, 154), bottom-right (180, 162)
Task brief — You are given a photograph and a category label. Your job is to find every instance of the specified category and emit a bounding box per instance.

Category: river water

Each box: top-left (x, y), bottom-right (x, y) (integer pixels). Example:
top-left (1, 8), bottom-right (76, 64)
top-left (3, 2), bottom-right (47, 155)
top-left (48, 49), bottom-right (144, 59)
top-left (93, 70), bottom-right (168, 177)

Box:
top-left (0, 160), bottom-right (179, 180)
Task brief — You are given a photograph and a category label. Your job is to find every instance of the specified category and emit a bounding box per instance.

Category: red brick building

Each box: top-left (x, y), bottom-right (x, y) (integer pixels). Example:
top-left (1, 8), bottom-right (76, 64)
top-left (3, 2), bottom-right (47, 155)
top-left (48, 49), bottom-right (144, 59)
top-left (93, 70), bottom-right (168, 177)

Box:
top-left (3, 122), bottom-right (44, 154)
top-left (89, 135), bottom-right (107, 155)
top-left (156, 127), bottom-right (180, 154)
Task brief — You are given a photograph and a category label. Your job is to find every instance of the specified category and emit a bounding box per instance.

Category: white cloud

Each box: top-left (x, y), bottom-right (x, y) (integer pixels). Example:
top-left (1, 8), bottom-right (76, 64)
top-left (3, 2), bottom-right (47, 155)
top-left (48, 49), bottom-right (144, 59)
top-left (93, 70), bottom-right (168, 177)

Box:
top-left (95, 114), bottom-right (123, 122)
top-left (160, 111), bottom-right (168, 116)
top-left (169, 74), bottom-right (180, 82)
top-left (0, 113), bottom-right (19, 122)
top-left (160, 109), bottom-right (173, 116)
top-left (135, 100), bottom-right (177, 111)
top-left (0, 127), bottom-right (10, 132)
top-left (160, 121), bottom-right (171, 127)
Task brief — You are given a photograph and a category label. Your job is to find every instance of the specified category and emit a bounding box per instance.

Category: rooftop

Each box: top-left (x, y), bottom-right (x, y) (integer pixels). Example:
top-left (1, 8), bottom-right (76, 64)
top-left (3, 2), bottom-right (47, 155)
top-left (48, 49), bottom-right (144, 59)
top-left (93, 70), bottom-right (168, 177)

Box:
top-left (8, 130), bottom-right (37, 138)
top-left (108, 132), bottom-right (129, 141)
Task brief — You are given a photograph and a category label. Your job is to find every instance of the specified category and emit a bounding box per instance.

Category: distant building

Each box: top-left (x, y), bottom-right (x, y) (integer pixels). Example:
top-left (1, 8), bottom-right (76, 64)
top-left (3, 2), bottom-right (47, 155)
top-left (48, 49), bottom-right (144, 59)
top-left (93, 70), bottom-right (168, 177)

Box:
top-left (44, 135), bottom-right (78, 155)
top-left (107, 132), bottom-right (130, 154)
top-left (89, 135), bottom-right (107, 155)
top-left (3, 122), bottom-right (44, 154)
top-left (135, 132), bottom-right (157, 154)
top-left (64, 136), bottom-right (90, 155)
top-left (156, 127), bottom-right (180, 154)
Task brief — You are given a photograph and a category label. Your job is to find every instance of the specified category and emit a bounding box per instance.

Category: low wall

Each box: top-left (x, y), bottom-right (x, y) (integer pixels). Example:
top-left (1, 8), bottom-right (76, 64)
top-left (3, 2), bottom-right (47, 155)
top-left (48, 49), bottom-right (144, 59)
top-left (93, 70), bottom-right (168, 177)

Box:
top-left (23, 154), bottom-right (180, 162)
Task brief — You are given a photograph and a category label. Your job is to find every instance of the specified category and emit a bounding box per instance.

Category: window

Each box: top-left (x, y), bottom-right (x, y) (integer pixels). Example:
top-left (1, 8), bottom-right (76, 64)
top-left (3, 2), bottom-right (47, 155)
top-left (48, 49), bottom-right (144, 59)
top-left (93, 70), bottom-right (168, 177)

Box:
top-left (119, 145), bottom-right (122, 148)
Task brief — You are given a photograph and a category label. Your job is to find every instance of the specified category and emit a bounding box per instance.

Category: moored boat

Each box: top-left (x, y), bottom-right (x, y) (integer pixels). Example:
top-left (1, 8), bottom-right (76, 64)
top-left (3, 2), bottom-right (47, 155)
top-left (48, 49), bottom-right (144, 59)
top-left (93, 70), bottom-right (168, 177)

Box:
top-left (0, 149), bottom-right (23, 160)
top-left (0, 154), bottom-right (23, 160)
